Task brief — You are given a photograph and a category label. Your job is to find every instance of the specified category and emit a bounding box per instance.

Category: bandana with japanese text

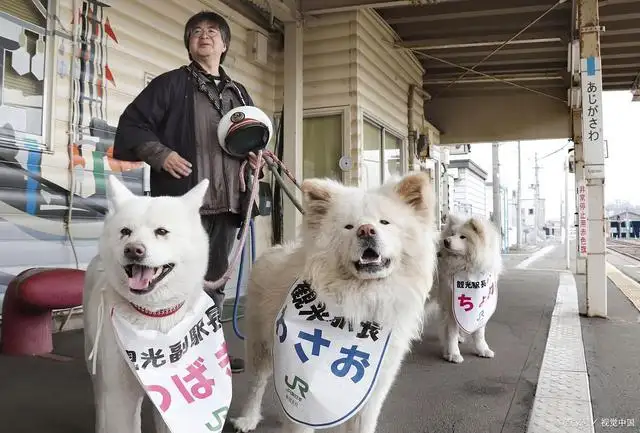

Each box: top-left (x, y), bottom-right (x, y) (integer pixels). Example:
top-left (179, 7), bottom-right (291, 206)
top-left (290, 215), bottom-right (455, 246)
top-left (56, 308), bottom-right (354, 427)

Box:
top-left (273, 278), bottom-right (392, 428)
top-left (111, 292), bottom-right (232, 433)
top-left (452, 271), bottom-right (497, 334)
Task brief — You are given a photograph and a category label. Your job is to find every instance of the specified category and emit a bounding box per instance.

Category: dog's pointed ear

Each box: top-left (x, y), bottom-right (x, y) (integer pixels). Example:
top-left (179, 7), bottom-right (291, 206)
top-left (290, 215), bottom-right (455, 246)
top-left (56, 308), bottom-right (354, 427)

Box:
top-left (394, 172), bottom-right (434, 222)
top-left (182, 178), bottom-right (209, 210)
top-left (444, 213), bottom-right (461, 228)
top-left (107, 175), bottom-right (135, 212)
top-left (301, 178), bottom-right (335, 229)
top-left (468, 217), bottom-right (486, 235)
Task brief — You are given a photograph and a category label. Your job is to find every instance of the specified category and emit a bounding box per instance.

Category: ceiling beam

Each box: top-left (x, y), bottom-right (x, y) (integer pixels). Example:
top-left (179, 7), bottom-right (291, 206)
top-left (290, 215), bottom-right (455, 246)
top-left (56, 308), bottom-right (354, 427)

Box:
top-left (299, 0), bottom-right (465, 16)
top-left (382, 2), bottom-right (571, 25)
top-left (394, 31), bottom-right (570, 50)
top-left (395, 37), bottom-right (564, 51)
top-left (424, 74), bottom-right (564, 85)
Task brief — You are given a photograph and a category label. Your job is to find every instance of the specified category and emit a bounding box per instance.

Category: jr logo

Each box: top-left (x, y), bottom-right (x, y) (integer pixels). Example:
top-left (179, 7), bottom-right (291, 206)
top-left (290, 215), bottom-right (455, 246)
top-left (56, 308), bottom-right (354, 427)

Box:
top-left (285, 375), bottom-right (309, 399)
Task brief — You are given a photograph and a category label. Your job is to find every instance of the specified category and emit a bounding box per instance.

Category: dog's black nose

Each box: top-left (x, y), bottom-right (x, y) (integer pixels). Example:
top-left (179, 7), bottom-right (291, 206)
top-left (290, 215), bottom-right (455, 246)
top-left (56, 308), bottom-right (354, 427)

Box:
top-left (124, 242), bottom-right (146, 261)
top-left (357, 224), bottom-right (376, 239)
top-left (444, 238), bottom-right (451, 248)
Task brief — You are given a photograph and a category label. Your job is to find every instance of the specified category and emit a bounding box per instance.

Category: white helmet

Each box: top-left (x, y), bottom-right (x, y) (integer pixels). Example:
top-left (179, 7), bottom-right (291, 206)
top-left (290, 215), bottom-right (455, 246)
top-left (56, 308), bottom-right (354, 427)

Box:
top-left (217, 106), bottom-right (273, 159)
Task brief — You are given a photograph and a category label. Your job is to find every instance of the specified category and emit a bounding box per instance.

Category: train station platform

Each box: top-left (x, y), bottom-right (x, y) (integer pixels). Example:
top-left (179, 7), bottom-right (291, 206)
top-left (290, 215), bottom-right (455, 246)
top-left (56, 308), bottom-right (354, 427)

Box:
top-left (0, 242), bottom-right (638, 433)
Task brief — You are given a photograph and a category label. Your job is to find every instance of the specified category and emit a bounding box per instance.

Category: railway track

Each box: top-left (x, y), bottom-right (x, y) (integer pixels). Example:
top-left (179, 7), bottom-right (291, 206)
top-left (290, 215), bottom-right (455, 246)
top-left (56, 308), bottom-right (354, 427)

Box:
top-left (607, 239), bottom-right (640, 261)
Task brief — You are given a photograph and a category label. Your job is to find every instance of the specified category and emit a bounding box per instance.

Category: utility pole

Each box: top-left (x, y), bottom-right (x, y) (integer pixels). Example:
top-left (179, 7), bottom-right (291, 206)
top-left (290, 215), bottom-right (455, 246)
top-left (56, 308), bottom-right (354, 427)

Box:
top-left (492, 143), bottom-right (502, 249)
top-left (534, 152), bottom-right (540, 245)
top-left (517, 141), bottom-right (522, 249)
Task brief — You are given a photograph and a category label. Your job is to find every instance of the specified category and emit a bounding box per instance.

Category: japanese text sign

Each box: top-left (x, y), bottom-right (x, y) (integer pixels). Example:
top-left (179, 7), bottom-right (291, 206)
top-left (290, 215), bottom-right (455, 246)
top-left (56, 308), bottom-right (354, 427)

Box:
top-left (578, 180), bottom-right (588, 257)
top-left (273, 279), bottom-right (392, 428)
top-left (111, 293), bottom-right (232, 433)
top-left (452, 271), bottom-right (497, 334)
top-left (581, 56), bottom-right (605, 175)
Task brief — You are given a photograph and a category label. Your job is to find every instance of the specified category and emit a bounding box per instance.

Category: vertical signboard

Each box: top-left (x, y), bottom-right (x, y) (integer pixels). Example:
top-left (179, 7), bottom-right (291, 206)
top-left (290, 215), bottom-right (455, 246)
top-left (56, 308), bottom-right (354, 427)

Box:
top-left (580, 56), bottom-right (605, 178)
top-left (578, 180), bottom-right (588, 257)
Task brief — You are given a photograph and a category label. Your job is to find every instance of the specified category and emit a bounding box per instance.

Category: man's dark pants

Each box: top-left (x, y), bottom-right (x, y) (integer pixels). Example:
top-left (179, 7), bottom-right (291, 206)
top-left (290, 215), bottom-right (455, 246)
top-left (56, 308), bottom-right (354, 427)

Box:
top-left (201, 212), bottom-right (245, 373)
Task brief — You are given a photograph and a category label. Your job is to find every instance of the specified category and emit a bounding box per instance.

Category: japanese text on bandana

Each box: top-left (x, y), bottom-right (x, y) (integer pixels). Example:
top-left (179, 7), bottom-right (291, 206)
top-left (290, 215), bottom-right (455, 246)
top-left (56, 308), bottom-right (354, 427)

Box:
top-left (111, 293), bottom-right (232, 433)
top-left (273, 279), bottom-right (392, 429)
top-left (452, 271), bottom-right (497, 334)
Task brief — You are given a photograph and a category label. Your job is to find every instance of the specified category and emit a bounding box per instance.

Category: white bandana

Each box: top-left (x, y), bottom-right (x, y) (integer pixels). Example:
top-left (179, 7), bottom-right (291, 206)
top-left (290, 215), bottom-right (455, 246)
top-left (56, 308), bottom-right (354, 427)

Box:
top-left (272, 279), bottom-right (392, 429)
top-left (452, 271), bottom-right (497, 334)
top-left (111, 292), bottom-right (232, 433)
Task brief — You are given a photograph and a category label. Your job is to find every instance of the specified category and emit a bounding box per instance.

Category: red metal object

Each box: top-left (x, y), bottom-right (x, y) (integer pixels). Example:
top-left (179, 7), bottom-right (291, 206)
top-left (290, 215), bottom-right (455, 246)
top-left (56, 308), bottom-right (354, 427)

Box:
top-left (1, 268), bottom-right (85, 356)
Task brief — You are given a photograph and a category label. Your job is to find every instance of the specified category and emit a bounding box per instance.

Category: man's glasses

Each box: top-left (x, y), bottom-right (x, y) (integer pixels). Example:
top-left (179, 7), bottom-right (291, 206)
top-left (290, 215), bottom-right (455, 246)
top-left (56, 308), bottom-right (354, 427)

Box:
top-left (190, 27), bottom-right (220, 39)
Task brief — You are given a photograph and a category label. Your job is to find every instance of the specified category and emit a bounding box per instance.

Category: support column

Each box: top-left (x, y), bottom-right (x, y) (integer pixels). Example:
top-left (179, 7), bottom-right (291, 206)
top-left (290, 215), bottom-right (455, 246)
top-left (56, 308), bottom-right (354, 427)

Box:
top-left (579, 0), bottom-right (607, 317)
top-left (282, 21), bottom-right (304, 243)
top-left (492, 143), bottom-right (502, 242)
top-left (573, 109), bottom-right (586, 274)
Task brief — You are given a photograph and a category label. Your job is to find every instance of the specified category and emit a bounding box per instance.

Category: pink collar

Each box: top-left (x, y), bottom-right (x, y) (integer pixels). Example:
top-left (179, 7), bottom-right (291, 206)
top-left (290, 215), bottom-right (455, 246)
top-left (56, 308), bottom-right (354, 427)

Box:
top-left (129, 301), bottom-right (185, 318)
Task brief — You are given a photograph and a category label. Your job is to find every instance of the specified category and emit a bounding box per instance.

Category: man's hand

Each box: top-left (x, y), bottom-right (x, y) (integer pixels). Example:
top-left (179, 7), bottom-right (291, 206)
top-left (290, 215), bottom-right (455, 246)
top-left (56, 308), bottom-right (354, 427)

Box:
top-left (247, 151), bottom-right (265, 171)
top-left (162, 151), bottom-right (192, 179)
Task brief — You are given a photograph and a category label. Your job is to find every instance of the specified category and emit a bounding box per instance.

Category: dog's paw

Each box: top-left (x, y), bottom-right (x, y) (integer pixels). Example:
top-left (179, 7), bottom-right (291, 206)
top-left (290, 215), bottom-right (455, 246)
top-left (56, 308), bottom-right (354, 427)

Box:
top-left (230, 416), bottom-right (261, 433)
top-left (476, 347), bottom-right (495, 358)
top-left (458, 335), bottom-right (466, 344)
top-left (444, 353), bottom-right (464, 364)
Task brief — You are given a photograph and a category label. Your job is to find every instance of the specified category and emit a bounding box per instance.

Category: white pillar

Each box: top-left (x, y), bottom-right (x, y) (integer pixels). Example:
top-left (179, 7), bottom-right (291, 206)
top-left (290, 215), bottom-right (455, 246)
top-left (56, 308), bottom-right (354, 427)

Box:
top-left (492, 143), bottom-right (502, 236)
top-left (282, 21), bottom-right (304, 243)
top-left (564, 154), bottom-right (570, 269)
top-left (579, 0), bottom-right (607, 317)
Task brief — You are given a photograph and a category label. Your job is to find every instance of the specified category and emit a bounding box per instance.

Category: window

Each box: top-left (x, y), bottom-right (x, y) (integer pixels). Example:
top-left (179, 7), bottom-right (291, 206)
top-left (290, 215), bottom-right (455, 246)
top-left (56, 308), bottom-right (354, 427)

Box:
top-left (0, 0), bottom-right (51, 150)
top-left (362, 117), bottom-right (404, 189)
top-left (303, 112), bottom-right (344, 181)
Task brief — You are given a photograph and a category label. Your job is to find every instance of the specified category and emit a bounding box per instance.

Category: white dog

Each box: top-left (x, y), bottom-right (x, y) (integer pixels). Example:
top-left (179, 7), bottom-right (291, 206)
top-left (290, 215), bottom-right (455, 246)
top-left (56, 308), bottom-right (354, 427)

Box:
top-left (83, 175), bottom-right (216, 433)
top-left (429, 214), bottom-right (502, 364)
top-left (230, 172), bottom-right (437, 433)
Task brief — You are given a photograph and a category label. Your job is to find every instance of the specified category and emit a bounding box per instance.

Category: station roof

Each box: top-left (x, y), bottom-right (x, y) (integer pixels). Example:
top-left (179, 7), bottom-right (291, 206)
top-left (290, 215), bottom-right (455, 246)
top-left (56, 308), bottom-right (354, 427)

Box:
top-left (298, 0), bottom-right (640, 100)
top-left (232, 0), bottom-right (640, 142)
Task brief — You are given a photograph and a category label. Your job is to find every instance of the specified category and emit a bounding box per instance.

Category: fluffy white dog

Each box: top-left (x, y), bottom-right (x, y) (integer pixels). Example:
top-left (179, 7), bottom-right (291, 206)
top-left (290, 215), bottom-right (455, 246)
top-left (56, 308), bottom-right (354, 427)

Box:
top-left (429, 214), bottom-right (503, 364)
top-left (83, 175), bottom-right (211, 433)
top-left (231, 172), bottom-right (437, 433)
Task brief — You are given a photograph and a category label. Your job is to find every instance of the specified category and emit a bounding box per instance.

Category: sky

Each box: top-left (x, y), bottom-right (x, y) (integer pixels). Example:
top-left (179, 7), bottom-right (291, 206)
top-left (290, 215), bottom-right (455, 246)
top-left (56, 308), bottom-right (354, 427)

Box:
top-left (456, 90), bottom-right (640, 221)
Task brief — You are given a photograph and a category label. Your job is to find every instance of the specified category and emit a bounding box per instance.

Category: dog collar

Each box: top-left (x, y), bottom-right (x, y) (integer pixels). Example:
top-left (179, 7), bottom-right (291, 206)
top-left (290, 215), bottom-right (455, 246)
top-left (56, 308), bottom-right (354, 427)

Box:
top-left (129, 301), bottom-right (185, 318)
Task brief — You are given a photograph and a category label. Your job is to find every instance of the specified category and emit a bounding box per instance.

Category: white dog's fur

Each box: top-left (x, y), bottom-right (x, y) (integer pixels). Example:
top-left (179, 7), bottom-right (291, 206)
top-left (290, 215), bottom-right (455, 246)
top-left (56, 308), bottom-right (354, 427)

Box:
top-left (428, 214), bottom-right (503, 364)
top-left (83, 175), bottom-right (210, 433)
top-left (230, 172), bottom-right (438, 433)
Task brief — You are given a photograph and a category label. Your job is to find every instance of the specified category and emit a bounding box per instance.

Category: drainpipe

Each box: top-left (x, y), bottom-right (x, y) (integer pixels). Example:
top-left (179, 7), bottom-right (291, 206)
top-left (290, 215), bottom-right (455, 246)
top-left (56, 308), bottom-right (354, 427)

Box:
top-left (407, 84), bottom-right (417, 172)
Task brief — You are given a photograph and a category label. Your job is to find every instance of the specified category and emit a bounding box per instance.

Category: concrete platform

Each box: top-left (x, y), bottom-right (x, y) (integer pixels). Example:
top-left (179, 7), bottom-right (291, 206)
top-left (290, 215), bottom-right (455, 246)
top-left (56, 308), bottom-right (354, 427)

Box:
top-left (0, 248), bottom-right (563, 433)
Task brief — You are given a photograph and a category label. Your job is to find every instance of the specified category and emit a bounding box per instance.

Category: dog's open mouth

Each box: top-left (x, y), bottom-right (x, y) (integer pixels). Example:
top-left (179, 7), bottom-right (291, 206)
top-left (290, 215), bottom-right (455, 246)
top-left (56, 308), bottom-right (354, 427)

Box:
top-left (354, 248), bottom-right (391, 272)
top-left (124, 263), bottom-right (175, 294)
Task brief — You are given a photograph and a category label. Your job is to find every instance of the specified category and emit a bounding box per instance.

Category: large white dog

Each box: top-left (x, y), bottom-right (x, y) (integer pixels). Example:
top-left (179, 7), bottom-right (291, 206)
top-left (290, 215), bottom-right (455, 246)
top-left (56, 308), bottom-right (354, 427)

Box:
top-left (231, 172), bottom-right (437, 433)
top-left (429, 214), bottom-right (503, 364)
top-left (83, 176), bottom-right (221, 433)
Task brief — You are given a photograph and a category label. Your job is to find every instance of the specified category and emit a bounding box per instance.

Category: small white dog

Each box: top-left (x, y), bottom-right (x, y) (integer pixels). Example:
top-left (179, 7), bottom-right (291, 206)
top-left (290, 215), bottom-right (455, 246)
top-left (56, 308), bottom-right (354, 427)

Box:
top-left (83, 176), bottom-right (213, 433)
top-left (429, 214), bottom-right (502, 364)
top-left (230, 172), bottom-right (437, 433)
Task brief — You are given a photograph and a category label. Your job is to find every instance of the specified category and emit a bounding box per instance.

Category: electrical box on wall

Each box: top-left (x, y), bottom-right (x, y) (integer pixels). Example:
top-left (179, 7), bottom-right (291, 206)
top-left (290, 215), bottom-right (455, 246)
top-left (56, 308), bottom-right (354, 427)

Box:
top-left (247, 30), bottom-right (268, 66)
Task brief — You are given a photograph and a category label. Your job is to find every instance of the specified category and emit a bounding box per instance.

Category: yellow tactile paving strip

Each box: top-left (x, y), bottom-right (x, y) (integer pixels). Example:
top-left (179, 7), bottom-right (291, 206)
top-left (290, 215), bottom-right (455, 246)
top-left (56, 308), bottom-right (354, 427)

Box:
top-left (606, 262), bottom-right (640, 312)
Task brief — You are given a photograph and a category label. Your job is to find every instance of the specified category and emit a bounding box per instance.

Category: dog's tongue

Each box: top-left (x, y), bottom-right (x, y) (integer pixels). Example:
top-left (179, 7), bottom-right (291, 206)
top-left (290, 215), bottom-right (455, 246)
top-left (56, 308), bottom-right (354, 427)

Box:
top-left (129, 265), bottom-right (155, 291)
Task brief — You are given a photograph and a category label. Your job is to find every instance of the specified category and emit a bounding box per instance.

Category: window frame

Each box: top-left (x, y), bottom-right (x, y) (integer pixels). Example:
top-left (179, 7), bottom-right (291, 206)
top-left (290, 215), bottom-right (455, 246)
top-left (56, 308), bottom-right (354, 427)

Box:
top-left (302, 105), bottom-right (350, 183)
top-left (362, 113), bottom-right (406, 186)
top-left (0, 0), bottom-right (57, 153)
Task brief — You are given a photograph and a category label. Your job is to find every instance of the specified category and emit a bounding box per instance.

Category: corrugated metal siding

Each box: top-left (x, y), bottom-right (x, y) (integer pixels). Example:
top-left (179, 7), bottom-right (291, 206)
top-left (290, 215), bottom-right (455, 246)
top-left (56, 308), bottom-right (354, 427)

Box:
top-left (275, 10), bottom-right (423, 187)
top-left (274, 11), bottom-right (356, 111)
top-left (51, 0), bottom-right (280, 254)
top-left (355, 10), bottom-right (424, 136)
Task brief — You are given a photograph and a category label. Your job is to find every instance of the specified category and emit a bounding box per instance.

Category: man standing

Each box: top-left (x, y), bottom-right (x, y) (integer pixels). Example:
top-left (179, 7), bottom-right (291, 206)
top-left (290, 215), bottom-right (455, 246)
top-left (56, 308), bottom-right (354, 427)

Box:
top-left (113, 10), bottom-right (262, 373)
